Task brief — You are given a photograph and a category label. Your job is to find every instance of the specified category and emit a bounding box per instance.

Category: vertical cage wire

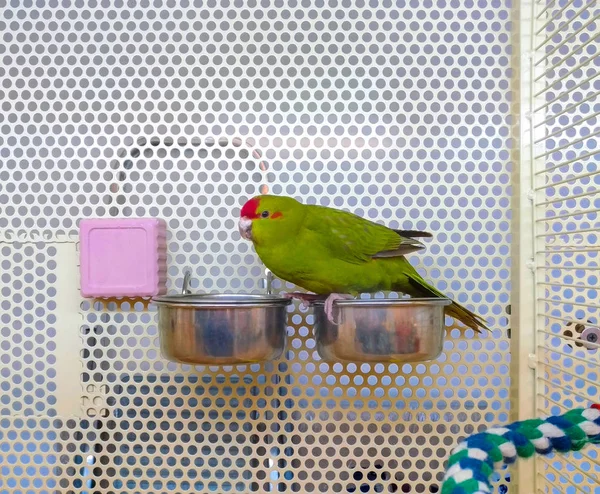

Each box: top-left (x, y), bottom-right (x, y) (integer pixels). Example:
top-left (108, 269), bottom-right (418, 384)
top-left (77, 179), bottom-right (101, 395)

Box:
top-left (530, 0), bottom-right (600, 491)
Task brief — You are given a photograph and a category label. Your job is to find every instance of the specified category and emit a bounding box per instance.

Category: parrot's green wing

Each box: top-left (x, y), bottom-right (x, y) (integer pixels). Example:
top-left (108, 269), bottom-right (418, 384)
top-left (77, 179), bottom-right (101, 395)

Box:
top-left (303, 205), bottom-right (429, 264)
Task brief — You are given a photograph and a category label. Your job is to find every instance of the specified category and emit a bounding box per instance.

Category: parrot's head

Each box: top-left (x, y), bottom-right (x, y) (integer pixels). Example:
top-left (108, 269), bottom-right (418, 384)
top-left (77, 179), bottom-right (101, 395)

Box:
top-left (239, 195), bottom-right (305, 245)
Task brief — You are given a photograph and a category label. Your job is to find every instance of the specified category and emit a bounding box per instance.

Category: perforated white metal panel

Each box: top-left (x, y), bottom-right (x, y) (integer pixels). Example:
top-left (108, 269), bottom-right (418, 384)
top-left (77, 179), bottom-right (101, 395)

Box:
top-left (529, 0), bottom-right (600, 491)
top-left (0, 243), bottom-right (58, 417)
top-left (0, 1), bottom-right (515, 493)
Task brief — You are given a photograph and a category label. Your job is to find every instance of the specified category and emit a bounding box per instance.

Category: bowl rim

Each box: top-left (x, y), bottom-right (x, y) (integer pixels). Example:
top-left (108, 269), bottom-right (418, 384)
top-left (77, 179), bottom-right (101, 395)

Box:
top-left (312, 297), bottom-right (452, 307)
top-left (152, 292), bottom-right (292, 308)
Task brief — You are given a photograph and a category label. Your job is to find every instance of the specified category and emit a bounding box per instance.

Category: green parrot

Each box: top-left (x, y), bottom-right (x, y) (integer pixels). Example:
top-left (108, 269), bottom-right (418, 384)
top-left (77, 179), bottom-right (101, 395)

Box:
top-left (238, 194), bottom-right (489, 332)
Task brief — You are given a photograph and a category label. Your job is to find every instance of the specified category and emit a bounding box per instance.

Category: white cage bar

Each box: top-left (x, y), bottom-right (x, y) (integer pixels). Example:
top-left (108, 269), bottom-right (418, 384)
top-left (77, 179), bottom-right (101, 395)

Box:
top-left (529, 0), bottom-right (600, 492)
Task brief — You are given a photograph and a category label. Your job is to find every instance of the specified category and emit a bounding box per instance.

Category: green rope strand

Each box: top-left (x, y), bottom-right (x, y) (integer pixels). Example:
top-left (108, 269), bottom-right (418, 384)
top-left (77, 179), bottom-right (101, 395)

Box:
top-left (441, 405), bottom-right (600, 494)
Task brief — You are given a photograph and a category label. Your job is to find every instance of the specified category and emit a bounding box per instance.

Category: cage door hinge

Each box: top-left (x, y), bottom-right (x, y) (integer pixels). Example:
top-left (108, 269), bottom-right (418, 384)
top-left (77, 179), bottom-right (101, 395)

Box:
top-left (528, 353), bottom-right (538, 370)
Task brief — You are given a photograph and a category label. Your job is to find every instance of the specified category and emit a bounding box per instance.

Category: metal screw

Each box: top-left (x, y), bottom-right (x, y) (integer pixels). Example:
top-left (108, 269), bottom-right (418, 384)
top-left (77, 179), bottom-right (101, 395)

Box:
top-left (181, 269), bottom-right (192, 295)
top-left (265, 269), bottom-right (273, 295)
top-left (581, 326), bottom-right (600, 350)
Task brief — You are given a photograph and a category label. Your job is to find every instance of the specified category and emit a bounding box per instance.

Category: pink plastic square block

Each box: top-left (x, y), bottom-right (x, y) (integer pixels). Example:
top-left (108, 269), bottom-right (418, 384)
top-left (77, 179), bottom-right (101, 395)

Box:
top-left (79, 218), bottom-right (167, 298)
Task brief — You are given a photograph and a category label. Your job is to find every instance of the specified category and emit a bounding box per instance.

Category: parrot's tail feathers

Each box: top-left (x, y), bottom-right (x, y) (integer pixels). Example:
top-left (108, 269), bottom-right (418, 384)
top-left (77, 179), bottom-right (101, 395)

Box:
top-left (445, 301), bottom-right (490, 334)
top-left (405, 273), bottom-right (490, 333)
top-left (393, 229), bottom-right (434, 239)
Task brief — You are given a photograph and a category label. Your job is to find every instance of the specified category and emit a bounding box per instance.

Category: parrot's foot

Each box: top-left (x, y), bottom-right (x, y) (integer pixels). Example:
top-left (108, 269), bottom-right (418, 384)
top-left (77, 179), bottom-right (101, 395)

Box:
top-left (324, 293), bottom-right (354, 325)
top-left (283, 292), bottom-right (327, 310)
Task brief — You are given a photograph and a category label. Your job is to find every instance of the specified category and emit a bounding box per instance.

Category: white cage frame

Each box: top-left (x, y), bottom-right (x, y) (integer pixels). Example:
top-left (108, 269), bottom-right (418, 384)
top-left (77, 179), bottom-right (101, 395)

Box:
top-left (516, 0), bottom-right (600, 491)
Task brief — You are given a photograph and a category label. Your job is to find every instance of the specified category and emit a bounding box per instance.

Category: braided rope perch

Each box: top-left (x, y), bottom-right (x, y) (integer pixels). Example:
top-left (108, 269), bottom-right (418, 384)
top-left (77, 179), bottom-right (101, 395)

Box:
top-left (441, 405), bottom-right (600, 494)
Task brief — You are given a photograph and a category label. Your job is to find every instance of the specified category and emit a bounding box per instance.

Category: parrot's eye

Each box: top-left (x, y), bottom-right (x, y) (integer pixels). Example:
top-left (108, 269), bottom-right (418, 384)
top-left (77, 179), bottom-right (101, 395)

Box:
top-left (261, 210), bottom-right (269, 218)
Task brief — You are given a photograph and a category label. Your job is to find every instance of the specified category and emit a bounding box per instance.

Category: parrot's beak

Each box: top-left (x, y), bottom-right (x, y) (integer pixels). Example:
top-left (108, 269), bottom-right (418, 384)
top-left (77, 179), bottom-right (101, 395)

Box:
top-left (238, 217), bottom-right (253, 241)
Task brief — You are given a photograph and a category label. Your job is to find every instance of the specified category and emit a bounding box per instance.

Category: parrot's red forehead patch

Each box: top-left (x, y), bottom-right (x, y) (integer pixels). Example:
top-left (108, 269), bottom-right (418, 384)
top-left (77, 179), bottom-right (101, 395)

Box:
top-left (241, 197), bottom-right (261, 219)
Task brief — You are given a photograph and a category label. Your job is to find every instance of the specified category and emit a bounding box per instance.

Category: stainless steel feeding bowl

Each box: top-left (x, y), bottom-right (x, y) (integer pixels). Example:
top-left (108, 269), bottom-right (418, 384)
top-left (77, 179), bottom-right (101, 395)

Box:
top-left (314, 298), bottom-right (452, 363)
top-left (152, 292), bottom-right (291, 365)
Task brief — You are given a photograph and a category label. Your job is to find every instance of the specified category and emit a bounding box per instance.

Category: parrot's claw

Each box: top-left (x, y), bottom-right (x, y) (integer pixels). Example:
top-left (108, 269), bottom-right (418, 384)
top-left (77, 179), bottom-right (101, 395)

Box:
top-left (324, 293), bottom-right (354, 325)
top-left (283, 292), bottom-right (327, 310)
